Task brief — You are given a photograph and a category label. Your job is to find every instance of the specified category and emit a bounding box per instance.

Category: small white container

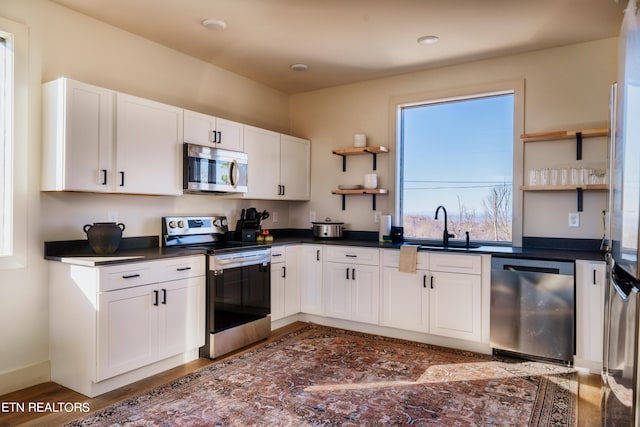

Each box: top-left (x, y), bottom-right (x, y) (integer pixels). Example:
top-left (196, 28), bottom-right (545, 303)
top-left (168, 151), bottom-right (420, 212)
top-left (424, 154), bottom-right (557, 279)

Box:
top-left (353, 133), bottom-right (367, 147)
top-left (364, 173), bottom-right (377, 189)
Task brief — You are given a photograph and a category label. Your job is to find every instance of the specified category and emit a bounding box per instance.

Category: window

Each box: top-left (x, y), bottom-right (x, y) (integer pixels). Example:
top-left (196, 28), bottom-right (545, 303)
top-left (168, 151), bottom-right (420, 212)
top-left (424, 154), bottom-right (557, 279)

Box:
top-left (398, 90), bottom-right (516, 244)
top-left (0, 16), bottom-right (27, 268)
top-left (0, 35), bottom-right (10, 256)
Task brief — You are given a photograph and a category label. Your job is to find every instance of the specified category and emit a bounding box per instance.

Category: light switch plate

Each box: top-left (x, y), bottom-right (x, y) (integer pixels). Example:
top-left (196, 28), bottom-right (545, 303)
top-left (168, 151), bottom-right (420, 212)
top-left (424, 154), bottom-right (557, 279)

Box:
top-left (568, 212), bottom-right (580, 227)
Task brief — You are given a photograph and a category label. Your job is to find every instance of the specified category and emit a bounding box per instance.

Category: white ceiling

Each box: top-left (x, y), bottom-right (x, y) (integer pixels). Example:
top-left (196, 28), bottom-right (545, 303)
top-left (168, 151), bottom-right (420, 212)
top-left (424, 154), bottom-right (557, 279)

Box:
top-left (52, 0), bottom-right (626, 94)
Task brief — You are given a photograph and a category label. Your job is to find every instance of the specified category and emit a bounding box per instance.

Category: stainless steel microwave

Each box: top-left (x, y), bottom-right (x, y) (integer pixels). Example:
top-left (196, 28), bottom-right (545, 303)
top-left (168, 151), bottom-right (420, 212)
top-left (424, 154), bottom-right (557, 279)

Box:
top-left (183, 143), bottom-right (248, 194)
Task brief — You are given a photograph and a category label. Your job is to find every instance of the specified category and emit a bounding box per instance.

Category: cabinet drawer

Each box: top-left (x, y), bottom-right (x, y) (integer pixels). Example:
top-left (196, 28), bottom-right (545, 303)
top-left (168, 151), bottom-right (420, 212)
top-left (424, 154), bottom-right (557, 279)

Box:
top-left (325, 246), bottom-right (379, 266)
top-left (429, 253), bottom-right (481, 275)
top-left (271, 247), bottom-right (286, 263)
top-left (100, 261), bottom-right (157, 292)
top-left (382, 249), bottom-right (428, 269)
top-left (158, 256), bottom-right (205, 282)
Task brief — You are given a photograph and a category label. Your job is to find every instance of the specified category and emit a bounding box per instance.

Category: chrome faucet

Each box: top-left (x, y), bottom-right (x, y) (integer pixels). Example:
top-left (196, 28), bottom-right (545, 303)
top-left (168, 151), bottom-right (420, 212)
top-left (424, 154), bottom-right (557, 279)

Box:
top-left (435, 205), bottom-right (455, 246)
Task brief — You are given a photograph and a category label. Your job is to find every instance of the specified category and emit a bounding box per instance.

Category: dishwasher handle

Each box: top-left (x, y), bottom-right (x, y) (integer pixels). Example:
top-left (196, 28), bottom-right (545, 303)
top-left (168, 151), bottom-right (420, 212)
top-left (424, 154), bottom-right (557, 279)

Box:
top-left (503, 265), bottom-right (560, 274)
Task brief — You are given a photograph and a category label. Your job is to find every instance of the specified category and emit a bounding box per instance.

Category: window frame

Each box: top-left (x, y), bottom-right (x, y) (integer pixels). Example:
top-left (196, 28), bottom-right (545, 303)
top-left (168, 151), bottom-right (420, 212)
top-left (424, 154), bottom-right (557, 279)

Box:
top-left (389, 80), bottom-right (525, 247)
top-left (0, 16), bottom-right (28, 269)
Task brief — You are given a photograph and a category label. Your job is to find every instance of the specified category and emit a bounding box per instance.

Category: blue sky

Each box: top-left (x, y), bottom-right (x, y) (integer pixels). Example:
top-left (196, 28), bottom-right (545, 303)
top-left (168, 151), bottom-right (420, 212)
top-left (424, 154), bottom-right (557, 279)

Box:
top-left (401, 93), bottom-right (514, 217)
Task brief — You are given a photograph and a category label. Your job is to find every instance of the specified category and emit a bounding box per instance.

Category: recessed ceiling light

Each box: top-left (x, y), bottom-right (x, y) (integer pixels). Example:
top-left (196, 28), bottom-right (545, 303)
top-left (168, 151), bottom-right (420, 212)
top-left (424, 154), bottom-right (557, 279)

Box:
top-left (201, 19), bottom-right (227, 31)
top-left (417, 35), bottom-right (439, 45)
top-left (290, 63), bottom-right (308, 72)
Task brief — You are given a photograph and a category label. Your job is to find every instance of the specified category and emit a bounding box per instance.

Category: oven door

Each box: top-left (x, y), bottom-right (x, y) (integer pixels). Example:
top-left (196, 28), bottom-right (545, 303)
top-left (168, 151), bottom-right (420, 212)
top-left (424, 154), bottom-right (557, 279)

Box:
top-left (210, 262), bottom-right (270, 333)
top-left (183, 143), bottom-right (248, 194)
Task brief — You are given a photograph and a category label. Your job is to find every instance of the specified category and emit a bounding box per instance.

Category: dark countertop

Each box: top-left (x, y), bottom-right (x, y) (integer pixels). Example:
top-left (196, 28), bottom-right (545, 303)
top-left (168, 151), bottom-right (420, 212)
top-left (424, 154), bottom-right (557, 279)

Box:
top-left (44, 232), bottom-right (607, 266)
top-left (268, 237), bottom-right (606, 262)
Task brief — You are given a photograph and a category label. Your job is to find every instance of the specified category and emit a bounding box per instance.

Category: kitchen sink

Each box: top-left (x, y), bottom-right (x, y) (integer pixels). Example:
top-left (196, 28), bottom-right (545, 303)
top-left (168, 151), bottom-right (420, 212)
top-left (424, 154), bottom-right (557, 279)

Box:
top-left (405, 243), bottom-right (481, 251)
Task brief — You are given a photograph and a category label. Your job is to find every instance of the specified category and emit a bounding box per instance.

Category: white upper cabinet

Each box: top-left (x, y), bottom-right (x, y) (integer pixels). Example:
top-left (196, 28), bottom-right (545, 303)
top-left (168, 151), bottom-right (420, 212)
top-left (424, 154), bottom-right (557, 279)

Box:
top-left (42, 78), bottom-right (183, 196)
top-left (280, 134), bottom-right (311, 200)
top-left (115, 93), bottom-right (183, 195)
top-left (243, 125), bottom-right (281, 199)
top-left (42, 78), bottom-right (113, 193)
top-left (183, 109), bottom-right (244, 152)
top-left (243, 125), bottom-right (310, 200)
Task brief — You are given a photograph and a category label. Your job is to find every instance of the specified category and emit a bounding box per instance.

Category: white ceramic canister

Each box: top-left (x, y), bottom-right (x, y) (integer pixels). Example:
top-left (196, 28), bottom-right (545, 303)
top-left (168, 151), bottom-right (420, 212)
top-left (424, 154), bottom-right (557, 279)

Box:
top-left (364, 173), bottom-right (377, 189)
top-left (353, 133), bottom-right (367, 147)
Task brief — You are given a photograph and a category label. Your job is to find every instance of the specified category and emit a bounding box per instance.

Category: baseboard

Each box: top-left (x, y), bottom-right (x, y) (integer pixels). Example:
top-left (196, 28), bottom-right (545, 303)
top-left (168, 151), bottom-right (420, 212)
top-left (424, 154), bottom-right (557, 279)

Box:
top-left (0, 360), bottom-right (51, 396)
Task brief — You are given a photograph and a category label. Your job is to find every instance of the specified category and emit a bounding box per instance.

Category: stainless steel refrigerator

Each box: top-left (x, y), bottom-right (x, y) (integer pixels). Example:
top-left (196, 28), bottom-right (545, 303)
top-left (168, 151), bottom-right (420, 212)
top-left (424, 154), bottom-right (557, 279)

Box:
top-left (603, 1), bottom-right (640, 425)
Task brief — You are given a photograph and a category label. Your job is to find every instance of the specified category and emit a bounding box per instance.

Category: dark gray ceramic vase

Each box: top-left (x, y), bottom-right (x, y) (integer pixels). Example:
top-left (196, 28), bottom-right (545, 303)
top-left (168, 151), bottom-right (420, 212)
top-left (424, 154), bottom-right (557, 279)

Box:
top-left (83, 222), bottom-right (125, 254)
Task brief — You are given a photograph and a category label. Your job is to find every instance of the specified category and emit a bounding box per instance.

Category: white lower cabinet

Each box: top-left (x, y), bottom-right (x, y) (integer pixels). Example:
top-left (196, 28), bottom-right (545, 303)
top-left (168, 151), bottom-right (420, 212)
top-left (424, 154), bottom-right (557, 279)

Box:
top-left (381, 250), bottom-right (482, 342)
top-left (575, 259), bottom-right (606, 372)
top-left (382, 267), bottom-right (429, 333)
top-left (270, 246), bottom-right (300, 321)
top-left (429, 271), bottom-right (481, 341)
top-left (324, 247), bottom-right (380, 324)
top-left (298, 245), bottom-right (324, 315)
top-left (97, 276), bottom-right (203, 381)
top-left (50, 255), bottom-right (205, 397)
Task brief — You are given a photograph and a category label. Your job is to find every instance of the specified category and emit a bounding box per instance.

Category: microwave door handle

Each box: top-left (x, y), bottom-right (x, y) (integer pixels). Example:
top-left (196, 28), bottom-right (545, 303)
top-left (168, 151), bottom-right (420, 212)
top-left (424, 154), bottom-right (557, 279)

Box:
top-left (230, 159), bottom-right (239, 188)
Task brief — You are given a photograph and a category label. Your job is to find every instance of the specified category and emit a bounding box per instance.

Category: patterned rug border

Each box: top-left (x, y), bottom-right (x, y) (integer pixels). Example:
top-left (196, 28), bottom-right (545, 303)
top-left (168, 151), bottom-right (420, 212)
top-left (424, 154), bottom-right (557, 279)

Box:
top-left (66, 323), bottom-right (578, 426)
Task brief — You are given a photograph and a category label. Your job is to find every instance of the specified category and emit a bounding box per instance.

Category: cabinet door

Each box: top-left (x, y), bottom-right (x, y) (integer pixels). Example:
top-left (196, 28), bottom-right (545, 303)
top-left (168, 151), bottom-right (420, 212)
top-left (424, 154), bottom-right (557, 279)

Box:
top-left (243, 125), bottom-right (281, 199)
top-left (299, 245), bottom-right (324, 315)
top-left (351, 264), bottom-right (380, 324)
top-left (97, 284), bottom-right (157, 381)
top-left (270, 261), bottom-right (286, 321)
top-left (158, 277), bottom-right (205, 359)
top-left (429, 271), bottom-right (481, 341)
top-left (42, 78), bottom-right (113, 192)
top-left (382, 267), bottom-right (429, 333)
top-left (575, 260), bottom-right (606, 366)
top-left (283, 246), bottom-right (300, 316)
top-left (280, 135), bottom-right (310, 200)
top-left (324, 262), bottom-right (353, 320)
top-left (115, 93), bottom-right (183, 195)
top-left (216, 118), bottom-right (244, 152)
top-left (183, 109), bottom-right (215, 147)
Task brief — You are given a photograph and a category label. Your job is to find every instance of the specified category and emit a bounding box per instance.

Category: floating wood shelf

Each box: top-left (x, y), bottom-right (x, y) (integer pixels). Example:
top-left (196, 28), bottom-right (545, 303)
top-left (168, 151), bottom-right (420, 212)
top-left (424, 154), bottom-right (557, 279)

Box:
top-left (521, 128), bottom-right (609, 142)
top-left (332, 188), bottom-right (388, 210)
top-left (520, 184), bottom-right (608, 191)
top-left (521, 184), bottom-right (608, 212)
top-left (332, 146), bottom-right (389, 171)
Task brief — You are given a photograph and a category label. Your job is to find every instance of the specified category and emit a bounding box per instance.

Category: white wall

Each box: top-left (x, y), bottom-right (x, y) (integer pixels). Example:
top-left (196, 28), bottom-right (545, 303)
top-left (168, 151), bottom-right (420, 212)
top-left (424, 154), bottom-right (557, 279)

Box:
top-left (289, 38), bottom-right (617, 242)
top-left (0, 0), bottom-right (292, 395)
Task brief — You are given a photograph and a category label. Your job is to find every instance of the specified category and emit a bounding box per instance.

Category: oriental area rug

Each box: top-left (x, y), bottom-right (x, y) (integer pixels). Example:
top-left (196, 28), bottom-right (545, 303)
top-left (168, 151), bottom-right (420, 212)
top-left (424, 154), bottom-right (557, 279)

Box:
top-left (66, 324), bottom-right (577, 426)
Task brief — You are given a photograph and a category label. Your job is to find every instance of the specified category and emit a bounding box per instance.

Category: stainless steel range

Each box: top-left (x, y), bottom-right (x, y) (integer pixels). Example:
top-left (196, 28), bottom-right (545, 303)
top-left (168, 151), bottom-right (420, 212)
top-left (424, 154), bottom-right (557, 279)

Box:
top-left (162, 215), bottom-right (271, 359)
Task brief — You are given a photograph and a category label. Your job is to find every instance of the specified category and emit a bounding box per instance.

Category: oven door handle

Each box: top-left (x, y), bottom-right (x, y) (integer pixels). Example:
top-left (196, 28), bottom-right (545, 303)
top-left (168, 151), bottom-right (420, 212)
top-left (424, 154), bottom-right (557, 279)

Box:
top-left (214, 254), bottom-right (269, 266)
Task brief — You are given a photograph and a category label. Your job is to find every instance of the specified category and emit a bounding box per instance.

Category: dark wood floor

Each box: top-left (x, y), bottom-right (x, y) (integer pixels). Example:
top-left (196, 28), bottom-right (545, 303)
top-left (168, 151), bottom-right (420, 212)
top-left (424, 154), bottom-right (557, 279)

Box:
top-left (0, 322), bottom-right (602, 426)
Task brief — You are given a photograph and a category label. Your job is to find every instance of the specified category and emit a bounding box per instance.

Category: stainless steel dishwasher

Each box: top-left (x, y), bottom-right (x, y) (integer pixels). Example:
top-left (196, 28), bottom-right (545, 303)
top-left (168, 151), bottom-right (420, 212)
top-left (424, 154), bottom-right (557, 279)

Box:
top-left (490, 257), bottom-right (575, 363)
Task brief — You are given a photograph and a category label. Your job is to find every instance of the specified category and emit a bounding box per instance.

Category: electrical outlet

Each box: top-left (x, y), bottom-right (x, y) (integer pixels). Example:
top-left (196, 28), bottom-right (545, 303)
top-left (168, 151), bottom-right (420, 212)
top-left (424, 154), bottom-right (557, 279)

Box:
top-left (272, 211), bottom-right (279, 223)
top-left (374, 212), bottom-right (381, 223)
top-left (309, 211), bottom-right (316, 222)
top-left (108, 211), bottom-right (118, 223)
top-left (568, 212), bottom-right (580, 228)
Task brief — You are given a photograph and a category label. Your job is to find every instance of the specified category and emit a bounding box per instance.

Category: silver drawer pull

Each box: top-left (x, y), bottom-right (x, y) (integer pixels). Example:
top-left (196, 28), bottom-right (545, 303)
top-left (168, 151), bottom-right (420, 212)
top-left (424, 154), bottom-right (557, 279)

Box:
top-left (122, 273), bottom-right (140, 279)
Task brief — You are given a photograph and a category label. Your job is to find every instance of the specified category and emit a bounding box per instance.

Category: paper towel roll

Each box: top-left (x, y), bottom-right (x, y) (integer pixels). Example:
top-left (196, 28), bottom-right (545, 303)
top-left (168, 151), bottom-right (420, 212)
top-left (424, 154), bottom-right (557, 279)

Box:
top-left (379, 215), bottom-right (392, 242)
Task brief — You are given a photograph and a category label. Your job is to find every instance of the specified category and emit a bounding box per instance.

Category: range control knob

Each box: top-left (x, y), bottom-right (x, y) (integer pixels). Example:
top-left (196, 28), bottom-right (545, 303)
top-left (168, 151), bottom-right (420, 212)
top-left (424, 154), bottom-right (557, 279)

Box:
top-left (168, 221), bottom-right (177, 228)
top-left (177, 220), bottom-right (185, 229)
